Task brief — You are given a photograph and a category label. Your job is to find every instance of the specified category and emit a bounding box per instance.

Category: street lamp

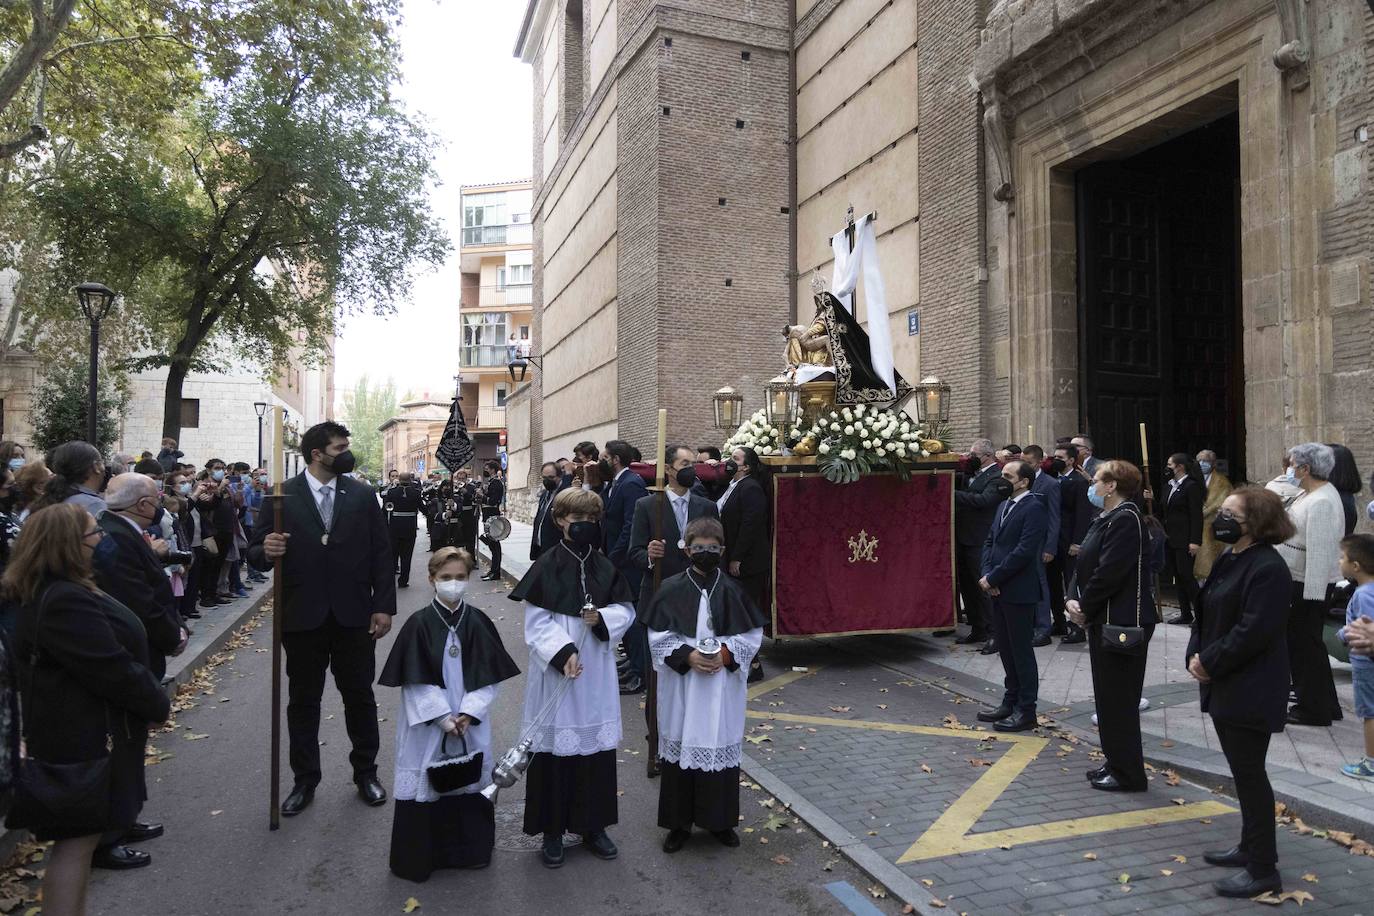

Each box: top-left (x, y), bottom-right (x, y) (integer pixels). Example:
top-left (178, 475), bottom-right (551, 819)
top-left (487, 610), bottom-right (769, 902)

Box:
top-left (74, 282), bottom-right (116, 445)
top-left (253, 402), bottom-right (267, 469)
top-left (711, 386), bottom-right (744, 431)
top-left (507, 354), bottom-right (543, 383)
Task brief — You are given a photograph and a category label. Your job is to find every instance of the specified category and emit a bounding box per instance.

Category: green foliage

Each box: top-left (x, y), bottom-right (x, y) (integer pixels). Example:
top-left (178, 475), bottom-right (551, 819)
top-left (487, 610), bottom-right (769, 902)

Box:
top-left (30, 360), bottom-right (129, 455)
top-left (339, 375), bottom-right (398, 478)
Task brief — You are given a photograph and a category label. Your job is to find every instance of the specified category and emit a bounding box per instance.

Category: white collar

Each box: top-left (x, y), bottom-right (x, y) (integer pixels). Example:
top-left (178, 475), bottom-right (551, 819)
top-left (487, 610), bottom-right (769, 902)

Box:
top-left (667, 488), bottom-right (689, 503)
top-left (613, 466), bottom-right (630, 482)
top-left (305, 469), bottom-right (336, 497)
top-left (1008, 489), bottom-right (1031, 504)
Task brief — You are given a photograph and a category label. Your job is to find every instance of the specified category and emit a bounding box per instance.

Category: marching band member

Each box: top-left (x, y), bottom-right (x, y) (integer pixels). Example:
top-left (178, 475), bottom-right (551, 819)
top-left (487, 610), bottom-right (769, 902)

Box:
top-left (509, 488), bottom-right (636, 868)
top-left (642, 517), bottom-right (764, 853)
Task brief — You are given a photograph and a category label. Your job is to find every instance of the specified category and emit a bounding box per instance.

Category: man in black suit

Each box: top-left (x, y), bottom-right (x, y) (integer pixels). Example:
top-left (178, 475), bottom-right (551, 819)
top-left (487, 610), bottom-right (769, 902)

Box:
top-left (382, 472), bottom-right (422, 587)
top-left (478, 460), bottom-right (505, 580)
top-left (977, 459), bottom-right (1048, 732)
top-left (530, 462), bottom-right (566, 561)
top-left (248, 421), bottom-right (396, 817)
top-left (953, 439), bottom-right (1011, 653)
top-left (602, 439), bottom-right (649, 685)
top-left (91, 473), bottom-right (189, 869)
top-left (1051, 443), bottom-right (1095, 643)
top-left (1161, 455), bottom-right (1205, 624)
top-left (630, 446), bottom-right (721, 608)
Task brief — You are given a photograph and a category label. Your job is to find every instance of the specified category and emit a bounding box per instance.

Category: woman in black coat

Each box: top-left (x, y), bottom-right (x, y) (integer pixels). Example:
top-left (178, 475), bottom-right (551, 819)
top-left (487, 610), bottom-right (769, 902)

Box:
top-left (1160, 453), bottom-right (1205, 625)
top-left (3, 504), bottom-right (171, 916)
top-left (1186, 486), bottom-right (1294, 900)
top-left (1067, 460), bottom-right (1156, 792)
top-left (1326, 443), bottom-right (1362, 536)
top-left (719, 446), bottom-right (769, 681)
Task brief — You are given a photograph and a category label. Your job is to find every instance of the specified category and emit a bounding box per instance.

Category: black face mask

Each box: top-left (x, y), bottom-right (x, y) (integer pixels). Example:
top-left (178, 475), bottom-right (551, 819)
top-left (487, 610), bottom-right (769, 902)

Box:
top-left (150, 505), bottom-right (166, 528)
top-left (0, 494), bottom-right (15, 513)
top-left (567, 520), bottom-right (600, 548)
top-left (965, 455), bottom-right (983, 474)
top-left (1212, 516), bottom-right (1244, 544)
top-left (542, 478), bottom-right (559, 492)
top-left (598, 459), bottom-right (613, 479)
top-left (326, 450), bottom-right (357, 475)
top-left (722, 460), bottom-right (739, 478)
top-left (1048, 458), bottom-right (1067, 476)
top-left (675, 466), bottom-right (697, 488)
top-left (690, 551), bottom-right (722, 574)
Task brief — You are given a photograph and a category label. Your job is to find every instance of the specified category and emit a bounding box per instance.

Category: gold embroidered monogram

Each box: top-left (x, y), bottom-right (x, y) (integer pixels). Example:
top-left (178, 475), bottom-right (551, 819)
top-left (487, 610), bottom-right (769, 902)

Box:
top-left (847, 529), bottom-right (879, 564)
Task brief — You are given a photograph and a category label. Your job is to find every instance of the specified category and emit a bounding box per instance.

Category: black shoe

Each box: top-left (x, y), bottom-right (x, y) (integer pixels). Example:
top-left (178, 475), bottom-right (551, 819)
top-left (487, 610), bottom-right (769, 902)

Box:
top-left (1060, 628), bottom-right (1086, 645)
top-left (1085, 765), bottom-right (1110, 781)
top-left (1203, 845), bottom-right (1249, 868)
top-left (398, 582), bottom-right (409, 588)
top-left (994, 711), bottom-right (1036, 732)
top-left (91, 845), bottom-right (151, 870)
top-left (1050, 622), bottom-right (1067, 637)
top-left (357, 775), bottom-right (387, 806)
top-left (1214, 869), bottom-right (1280, 898)
top-left (712, 828), bottom-right (741, 847)
top-left (183, 609), bottom-right (203, 619)
top-left (954, 632), bottom-right (987, 646)
top-left (584, 830), bottom-right (618, 860)
top-left (662, 829), bottom-right (690, 853)
top-left (1088, 769), bottom-right (1143, 791)
top-left (979, 640), bottom-right (999, 656)
top-left (480, 571), bottom-right (501, 581)
top-left (280, 784), bottom-right (315, 816)
top-left (747, 660), bottom-right (765, 684)
top-left (931, 629), bottom-right (955, 638)
top-left (541, 833), bottom-right (565, 868)
top-left (1286, 708), bottom-right (1331, 727)
top-left (1167, 614), bottom-right (1194, 625)
top-left (122, 821), bottom-right (163, 843)
top-left (977, 705), bottom-right (1013, 723)
top-left (619, 675), bottom-right (643, 695)
top-left (1031, 633), bottom-right (1052, 647)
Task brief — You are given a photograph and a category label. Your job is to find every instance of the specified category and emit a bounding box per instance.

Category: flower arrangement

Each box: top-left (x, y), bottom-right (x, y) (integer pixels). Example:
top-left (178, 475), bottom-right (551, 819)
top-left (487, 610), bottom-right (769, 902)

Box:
top-left (722, 408), bottom-right (799, 458)
top-left (806, 404), bottom-right (929, 484)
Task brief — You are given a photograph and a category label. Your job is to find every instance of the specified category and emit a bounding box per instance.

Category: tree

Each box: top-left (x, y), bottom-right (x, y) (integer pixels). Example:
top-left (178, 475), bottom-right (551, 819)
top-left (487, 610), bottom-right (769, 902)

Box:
top-left (23, 0), bottom-right (448, 442)
top-left (29, 359), bottom-right (129, 454)
top-left (339, 374), bottom-right (398, 478)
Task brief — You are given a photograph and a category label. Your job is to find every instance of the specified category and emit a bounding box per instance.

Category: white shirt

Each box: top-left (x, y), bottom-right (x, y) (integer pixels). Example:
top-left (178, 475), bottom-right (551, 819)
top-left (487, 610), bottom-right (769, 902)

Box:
top-left (1000, 487), bottom-right (1030, 523)
top-left (304, 468), bottom-right (337, 523)
top-left (667, 488), bottom-right (690, 537)
top-left (716, 477), bottom-right (741, 511)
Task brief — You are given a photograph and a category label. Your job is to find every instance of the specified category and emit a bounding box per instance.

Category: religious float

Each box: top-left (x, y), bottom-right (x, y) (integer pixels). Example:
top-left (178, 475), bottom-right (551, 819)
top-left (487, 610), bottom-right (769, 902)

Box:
top-left (710, 210), bottom-right (961, 639)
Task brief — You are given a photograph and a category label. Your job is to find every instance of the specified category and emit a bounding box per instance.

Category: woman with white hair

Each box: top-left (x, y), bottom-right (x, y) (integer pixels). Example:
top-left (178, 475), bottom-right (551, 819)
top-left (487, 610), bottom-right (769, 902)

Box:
top-left (1278, 442), bottom-right (1345, 726)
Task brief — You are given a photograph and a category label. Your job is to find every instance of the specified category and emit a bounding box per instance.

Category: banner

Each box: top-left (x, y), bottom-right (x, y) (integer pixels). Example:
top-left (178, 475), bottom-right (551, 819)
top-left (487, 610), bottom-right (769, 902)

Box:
top-left (436, 398), bottom-right (474, 474)
top-left (772, 472), bottom-right (954, 636)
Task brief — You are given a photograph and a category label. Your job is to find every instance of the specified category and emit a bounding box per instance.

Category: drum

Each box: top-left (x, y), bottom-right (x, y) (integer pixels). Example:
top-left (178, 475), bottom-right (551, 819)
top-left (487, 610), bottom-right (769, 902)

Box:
top-left (483, 516), bottom-right (512, 541)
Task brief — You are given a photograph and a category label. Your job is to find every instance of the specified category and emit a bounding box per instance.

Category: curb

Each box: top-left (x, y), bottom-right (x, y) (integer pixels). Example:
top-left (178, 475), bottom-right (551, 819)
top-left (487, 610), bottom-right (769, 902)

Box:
top-left (164, 587), bottom-right (274, 696)
top-left (742, 752), bottom-right (945, 915)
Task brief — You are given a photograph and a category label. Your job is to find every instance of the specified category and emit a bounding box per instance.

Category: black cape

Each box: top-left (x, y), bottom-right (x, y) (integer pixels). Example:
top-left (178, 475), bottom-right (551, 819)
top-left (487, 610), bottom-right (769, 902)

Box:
top-left (508, 542), bottom-right (635, 617)
top-left (816, 291), bottom-right (913, 406)
top-left (640, 569), bottom-right (766, 639)
top-left (378, 600), bottom-right (520, 691)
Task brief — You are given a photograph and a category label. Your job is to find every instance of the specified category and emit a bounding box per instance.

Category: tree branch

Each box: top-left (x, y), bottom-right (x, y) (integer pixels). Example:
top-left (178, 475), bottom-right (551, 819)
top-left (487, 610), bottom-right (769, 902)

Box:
top-left (45, 33), bottom-right (197, 64)
top-left (0, 0), bottom-right (78, 126)
top-left (0, 123), bottom-right (48, 159)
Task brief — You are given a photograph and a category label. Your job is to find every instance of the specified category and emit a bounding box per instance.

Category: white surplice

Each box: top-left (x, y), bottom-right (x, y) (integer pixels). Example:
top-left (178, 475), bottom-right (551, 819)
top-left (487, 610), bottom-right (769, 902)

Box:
top-left (650, 593), bottom-right (763, 772)
top-left (521, 601), bottom-right (636, 756)
top-left (392, 625), bottom-right (498, 803)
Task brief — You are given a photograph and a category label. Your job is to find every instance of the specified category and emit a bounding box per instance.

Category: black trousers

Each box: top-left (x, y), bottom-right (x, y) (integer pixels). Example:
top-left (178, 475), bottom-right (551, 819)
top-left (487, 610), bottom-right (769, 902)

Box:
top-left (1287, 583), bottom-right (1340, 724)
top-left (479, 532), bottom-right (501, 573)
top-left (1213, 720), bottom-right (1277, 870)
top-left (1047, 553), bottom-right (1073, 629)
top-left (990, 599), bottom-right (1037, 713)
top-left (390, 530), bottom-right (416, 584)
top-left (196, 545), bottom-right (225, 602)
top-left (459, 513), bottom-right (479, 557)
top-left (1165, 546), bottom-right (1200, 617)
top-left (1087, 624), bottom-right (1151, 789)
top-left (658, 763), bottom-right (739, 832)
top-left (956, 543), bottom-right (992, 638)
top-left (282, 615), bottom-right (380, 787)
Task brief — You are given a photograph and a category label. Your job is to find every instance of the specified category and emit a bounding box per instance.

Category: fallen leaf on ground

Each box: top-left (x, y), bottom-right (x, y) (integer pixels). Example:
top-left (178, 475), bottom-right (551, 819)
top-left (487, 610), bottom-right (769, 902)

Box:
top-left (760, 813), bottom-right (789, 831)
top-left (1117, 873), bottom-right (1130, 884)
top-left (745, 734), bottom-right (772, 745)
top-left (998, 843), bottom-right (1012, 850)
top-left (771, 854), bottom-right (791, 865)
top-left (1253, 890), bottom-right (1314, 906)
top-left (1172, 854), bottom-right (1187, 863)
top-left (867, 885), bottom-right (886, 899)
top-left (902, 906), bottom-right (916, 915)
top-left (920, 879), bottom-right (934, 887)
top-left (1199, 818), bottom-right (1212, 824)
top-left (1170, 798), bottom-right (1186, 806)
top-left (968, 758), bottom-right (992, 767)
top-left (1160, 869), bottom-right (1173, 876)
top-left (823, 859), bottom-right (837, 871)
top-left (920, 764), bottom-right (933, 774)
top-left (184, 733), bottom-right (209, 741)
top-left (210, 810), bottom-right (223, 816)
top-left (1082, 852), bottom-right (1097, 861)
top-left (876, 704), bottom-right (888, 710)
top-left (402, 899), bottom-right (421, 914)
top-left (929, 900), bottom-right (947, 910)
top-left (828, 706), bottom-right (851, 713)
top-left (1301, 873), bottom-right (1318, 883)
top-left (1164, 769), bottom-right (1181, 786)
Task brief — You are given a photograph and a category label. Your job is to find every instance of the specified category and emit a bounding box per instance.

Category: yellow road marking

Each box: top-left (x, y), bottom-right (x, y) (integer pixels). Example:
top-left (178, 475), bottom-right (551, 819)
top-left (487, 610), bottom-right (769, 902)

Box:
top-left (747, 666), bottom-right (822, 701)
top-left (740, 708), bottom-right (1238, 863)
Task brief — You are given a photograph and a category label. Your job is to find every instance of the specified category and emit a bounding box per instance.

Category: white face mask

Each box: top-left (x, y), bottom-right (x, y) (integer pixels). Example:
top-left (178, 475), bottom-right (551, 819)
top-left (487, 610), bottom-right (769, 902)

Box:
top-left (435, 579), bottom-right (467, 605)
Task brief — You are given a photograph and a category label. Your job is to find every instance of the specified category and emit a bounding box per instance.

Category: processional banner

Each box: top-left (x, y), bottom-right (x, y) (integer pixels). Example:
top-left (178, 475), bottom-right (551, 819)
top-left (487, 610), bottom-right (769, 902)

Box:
top-left (771, 472), bottom-right (954, 637)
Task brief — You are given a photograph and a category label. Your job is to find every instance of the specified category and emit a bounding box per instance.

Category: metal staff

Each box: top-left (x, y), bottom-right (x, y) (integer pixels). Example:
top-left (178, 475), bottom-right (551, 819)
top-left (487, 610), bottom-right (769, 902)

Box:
top-left (269, 407), bottom-right (285, 830)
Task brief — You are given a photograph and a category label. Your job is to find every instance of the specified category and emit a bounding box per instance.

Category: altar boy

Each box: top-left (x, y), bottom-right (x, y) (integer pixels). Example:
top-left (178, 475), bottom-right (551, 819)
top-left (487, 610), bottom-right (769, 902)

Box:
top-left (509, 488), bottom-right (637, 868)
top-left (643, 517), bottom-right (766, 853)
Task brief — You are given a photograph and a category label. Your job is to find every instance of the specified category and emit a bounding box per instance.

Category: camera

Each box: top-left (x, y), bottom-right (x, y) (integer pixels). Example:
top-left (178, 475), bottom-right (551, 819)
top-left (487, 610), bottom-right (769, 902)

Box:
top-left (163, 549), bottom-right (194, 566)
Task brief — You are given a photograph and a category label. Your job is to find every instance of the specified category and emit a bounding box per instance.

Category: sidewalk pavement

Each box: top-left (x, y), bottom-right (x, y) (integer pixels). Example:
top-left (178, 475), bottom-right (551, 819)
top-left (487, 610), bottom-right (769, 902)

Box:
top-left (166, 576), bottom-right (275, 691)
top-left (476, 517), bottom-right (533, 582)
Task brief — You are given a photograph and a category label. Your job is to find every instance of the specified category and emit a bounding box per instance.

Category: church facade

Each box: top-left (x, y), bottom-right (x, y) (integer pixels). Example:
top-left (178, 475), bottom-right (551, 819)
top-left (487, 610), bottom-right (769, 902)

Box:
top-left (509, 0), bottom-right (1372, 509)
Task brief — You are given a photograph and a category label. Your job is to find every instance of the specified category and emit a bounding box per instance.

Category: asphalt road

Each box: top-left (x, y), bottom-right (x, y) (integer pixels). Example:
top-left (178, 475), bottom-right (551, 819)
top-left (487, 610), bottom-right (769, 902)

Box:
top-left (88, 533), bottom-right (899, 916)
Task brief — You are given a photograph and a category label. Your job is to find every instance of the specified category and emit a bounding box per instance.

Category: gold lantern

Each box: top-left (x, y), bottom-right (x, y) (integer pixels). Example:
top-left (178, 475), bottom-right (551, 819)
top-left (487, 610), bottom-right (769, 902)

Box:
top-left (763, 377), bottom-right (801, 447)
top-left (914, 375), bottom-right (952, 425)
top-left (712, 386), bottom-right (745, 431)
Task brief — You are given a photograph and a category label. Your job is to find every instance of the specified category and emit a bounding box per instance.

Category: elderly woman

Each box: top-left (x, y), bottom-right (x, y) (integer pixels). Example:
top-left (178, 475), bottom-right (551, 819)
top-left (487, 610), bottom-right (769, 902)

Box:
top-left (3, 504), bottom-right (170, 916)
top-left (1187, 486), bottom-right (1294, 899)
top-left (1194, 449), bottom-right (1233, 580)
top-left (1279, 443), bottom-right (1346, 726)
top-left (1067, 460), bottom-right (1156, 792)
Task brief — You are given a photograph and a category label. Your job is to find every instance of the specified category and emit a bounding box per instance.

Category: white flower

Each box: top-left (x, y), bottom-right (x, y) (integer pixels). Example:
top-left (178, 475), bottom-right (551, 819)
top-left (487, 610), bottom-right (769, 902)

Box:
top-left (921, 449), bottom-right (931, 458)
top-left (759, 445), bottom-right (773, 456)
top-left (769, 426), bottom-right (779, 436)
top-left (855, 404), bottom-right (866, 416)
top-left (830, 411), bottom-right (839, 420)
top-left (862, 439), bottom-right (872, 449)
top-left (841, 407), bottom-right (852, 420)
top-left (819, 442), bottom-right (831, 455)
top-left (900, 421), bottom-right (910, 433)
top-left (817, 418), bottom-right (828, 428)
top-left (895, 444), bottom-right (906, 457)
top-left (842, 448), bottom-right (856, 460)
top-left (875, 447), bottom-right (886, 457)
top-left (844, 425), bottom-right (854, 435)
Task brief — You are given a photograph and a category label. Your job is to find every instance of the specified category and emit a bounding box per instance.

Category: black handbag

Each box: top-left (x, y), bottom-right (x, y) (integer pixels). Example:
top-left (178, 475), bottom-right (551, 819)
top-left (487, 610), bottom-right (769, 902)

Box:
top-left (425, 731), bottom-right (483, 794)
top-left (7, 587), bottom-right (113, 836)
top-left (1100, 509), bottom-right (1147, 656)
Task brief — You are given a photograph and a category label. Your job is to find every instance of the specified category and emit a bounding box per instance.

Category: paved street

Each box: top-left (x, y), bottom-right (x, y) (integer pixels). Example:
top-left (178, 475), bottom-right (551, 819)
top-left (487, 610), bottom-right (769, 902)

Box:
top-left (81, 534), bottom-right (902, 916)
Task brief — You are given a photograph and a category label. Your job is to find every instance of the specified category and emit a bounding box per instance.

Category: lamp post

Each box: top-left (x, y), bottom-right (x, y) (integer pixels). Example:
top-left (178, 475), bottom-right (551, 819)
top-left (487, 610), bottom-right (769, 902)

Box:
top-left (74, 282), bottom-right (116, 445)
top-left (253, 402), bottom-right (268, 469)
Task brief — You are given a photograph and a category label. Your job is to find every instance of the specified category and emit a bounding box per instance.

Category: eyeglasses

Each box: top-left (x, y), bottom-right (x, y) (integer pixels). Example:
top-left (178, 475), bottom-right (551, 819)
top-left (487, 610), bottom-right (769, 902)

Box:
top-left (687, 545), bottom-right (724, 555)
top-left (1217, 509), bottom-right (1247, 523)
top-left (83, 527), bottom-right (106, 541)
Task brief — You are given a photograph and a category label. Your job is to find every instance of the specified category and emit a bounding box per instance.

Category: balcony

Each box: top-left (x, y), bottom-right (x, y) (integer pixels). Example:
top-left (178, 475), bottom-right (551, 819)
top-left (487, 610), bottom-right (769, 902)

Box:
top-left (461, 223), bottom-right (533, 248)
top-left (477, 405), bottom-right (506, 430)
top-left (460, 344), bottom-right (528, 373)
top-left (474, 283), bottom-right (533, 308)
